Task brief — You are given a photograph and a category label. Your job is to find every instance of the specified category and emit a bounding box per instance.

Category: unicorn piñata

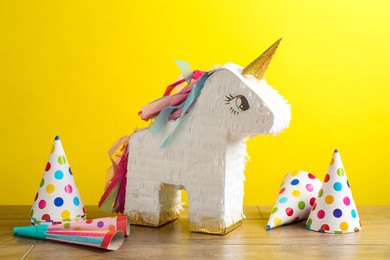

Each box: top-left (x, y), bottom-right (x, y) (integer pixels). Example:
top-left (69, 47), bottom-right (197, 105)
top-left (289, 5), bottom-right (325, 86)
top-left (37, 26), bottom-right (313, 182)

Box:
top-left (99, 39), bottom-right (291, 234)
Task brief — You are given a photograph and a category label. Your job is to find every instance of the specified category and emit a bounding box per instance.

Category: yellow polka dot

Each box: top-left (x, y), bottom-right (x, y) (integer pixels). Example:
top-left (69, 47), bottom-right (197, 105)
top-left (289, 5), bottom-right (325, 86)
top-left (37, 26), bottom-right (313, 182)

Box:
top-left (75, 226), bottom-right (81, 230)
top-left (291, 171), bottom-right (299, 176)
top-left (340, 222), bottom-right (349, 231)
top-left (274, 218), bottom-right (282, 226)
top-left (61, 210), bottom-right (71, 219)
top-left (292, 190), bottom-right (301, 197)
top-left (325, 195), bottom-right (334, 204)
top-left (46, 184), bottom-right (55, 194)
top-left (330, 157), bottom-right (334, 166)
top-left (51, 145), bottom-right (55, 154)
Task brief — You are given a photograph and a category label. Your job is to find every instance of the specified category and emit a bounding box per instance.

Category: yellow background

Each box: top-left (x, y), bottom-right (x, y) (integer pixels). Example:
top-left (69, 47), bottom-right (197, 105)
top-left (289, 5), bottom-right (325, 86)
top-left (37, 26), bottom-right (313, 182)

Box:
top-left (1, 1), bottom-right (389, 206)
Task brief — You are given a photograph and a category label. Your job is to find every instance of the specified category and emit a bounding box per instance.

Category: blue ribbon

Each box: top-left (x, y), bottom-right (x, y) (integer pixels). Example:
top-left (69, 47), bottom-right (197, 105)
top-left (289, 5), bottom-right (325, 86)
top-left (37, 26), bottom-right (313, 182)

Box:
top-left (150, 72), bottom-right (213, 148)
top-left (175, 60), bottom-right (193, 85)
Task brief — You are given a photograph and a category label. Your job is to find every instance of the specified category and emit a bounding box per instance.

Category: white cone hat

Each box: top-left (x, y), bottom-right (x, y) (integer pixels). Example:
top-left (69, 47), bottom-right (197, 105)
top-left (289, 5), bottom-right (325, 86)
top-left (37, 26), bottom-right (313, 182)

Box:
top-left (30, 136), bottom-right (86, 225)
top-left (267, 170), bottom-right (322, 230)
top-left (306, 149), bottom-right (362, 233)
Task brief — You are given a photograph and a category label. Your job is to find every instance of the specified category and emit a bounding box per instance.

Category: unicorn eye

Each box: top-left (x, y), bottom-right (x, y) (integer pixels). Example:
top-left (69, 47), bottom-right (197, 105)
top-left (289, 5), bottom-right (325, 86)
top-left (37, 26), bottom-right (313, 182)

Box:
top-left (225, 94), bottom-right (250, 115)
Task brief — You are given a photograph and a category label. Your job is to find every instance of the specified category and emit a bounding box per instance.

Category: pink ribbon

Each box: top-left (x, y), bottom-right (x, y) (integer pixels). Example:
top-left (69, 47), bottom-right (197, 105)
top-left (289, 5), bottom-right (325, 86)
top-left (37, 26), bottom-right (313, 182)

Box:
top-left (99, 136), bottom-right (130, 213)
top-left (139, 70), bottom-right (207, 121)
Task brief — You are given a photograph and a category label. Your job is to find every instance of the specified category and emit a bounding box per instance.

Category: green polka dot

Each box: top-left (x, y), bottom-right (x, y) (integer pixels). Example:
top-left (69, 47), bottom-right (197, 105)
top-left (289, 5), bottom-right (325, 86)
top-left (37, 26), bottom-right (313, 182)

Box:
top-left (318, 189), bottom-right (324, 198)
top-left (272, 207), bottom-right (278, 214)
top-left (64, 223), bottom-right (71, 229)
top-left (30, 209), bottom-right (34, 217)
top-left (279, 181), bottom-right (284, 188)
top-left (334, 231), bottom-right (343, 234)
top-left (34, 220), bottom-right (41, 225)
top-left (298, 201), bottom-right (305, 210)
top-left (307, 218), bottom-right (312, 226)
top-left (40, 178), bottom-right (45, 187)
top-left (58, 156), bottom-right (67, 165)
top-left (337, 168), bottom-right (345, 177)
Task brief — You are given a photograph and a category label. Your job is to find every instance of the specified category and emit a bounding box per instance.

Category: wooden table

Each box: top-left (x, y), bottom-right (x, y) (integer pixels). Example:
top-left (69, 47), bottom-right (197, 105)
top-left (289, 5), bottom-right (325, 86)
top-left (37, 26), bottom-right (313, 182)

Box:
top-left (1, 206), bottom-right (389, 259)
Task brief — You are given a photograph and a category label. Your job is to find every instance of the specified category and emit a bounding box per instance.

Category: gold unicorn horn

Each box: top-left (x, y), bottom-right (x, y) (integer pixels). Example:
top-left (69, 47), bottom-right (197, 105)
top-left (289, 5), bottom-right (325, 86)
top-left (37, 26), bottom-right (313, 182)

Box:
top-left (242, 38), bottom-right (282, 80)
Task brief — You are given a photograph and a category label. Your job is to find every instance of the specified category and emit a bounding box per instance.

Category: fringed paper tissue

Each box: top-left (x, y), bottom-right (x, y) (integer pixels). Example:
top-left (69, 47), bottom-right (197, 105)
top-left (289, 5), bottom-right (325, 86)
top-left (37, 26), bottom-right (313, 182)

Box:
top-left (100, 39), bottom-right (291, 234)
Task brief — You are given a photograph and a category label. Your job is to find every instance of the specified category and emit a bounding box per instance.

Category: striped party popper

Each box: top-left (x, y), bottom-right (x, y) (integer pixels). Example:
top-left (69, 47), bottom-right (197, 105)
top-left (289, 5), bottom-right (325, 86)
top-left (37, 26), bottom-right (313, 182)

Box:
top-left (13, 226), bottom-right (124, 250)
top-left (51, 215), bottom-right (130, 236)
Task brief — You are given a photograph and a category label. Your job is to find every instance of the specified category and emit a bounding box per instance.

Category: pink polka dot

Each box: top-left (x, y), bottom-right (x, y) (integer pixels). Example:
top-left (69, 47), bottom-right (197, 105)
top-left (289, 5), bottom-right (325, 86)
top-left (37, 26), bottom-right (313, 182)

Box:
top-left (343, 196), bottom-right (351, 206)
top-left (306, 184), bottom-right (314, 192)
top-left (86, 219), bottom-right (93, 224)
top-left (308, 173), bottom-right (316, 179)
top-left (317, 210), bottom-right (325, 219)
top-left (38, 200), bottom-right (46, 209)
top-left (324, 174), bottom-right (330, 183)
top-left (279, 187), bottom-right (286, 194)
top-left (64, 184), bottom-right (73, 194)
top-left (286, 207), bottom-right (294, 217)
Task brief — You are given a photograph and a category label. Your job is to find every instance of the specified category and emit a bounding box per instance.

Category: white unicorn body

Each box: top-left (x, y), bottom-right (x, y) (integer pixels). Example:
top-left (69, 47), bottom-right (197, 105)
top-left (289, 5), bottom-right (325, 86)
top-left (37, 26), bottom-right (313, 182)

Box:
top-left (125, 61), bottom-right (291, 234)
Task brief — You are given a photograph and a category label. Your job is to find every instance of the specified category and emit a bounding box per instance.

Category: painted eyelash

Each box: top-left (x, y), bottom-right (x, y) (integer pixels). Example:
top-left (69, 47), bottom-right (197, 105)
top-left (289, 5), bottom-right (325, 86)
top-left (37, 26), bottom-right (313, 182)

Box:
top-left (225, 94), bottom-right (239, 115)
top-left (229, 107), bottom-right (239, 115)
top-left (225, 94), bottom-right (250, 115)
top-left (224, 94), bottom-right (235, 103)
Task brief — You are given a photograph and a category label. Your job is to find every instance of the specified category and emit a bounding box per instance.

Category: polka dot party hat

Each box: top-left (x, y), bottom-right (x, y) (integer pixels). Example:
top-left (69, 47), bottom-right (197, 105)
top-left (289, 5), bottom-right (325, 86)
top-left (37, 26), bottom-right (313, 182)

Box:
top-left (30, 136), bottom-right (86, 225)
top-left (266, 170), bottom-right (322, 230)
top-left (306, 149), bottom-right (362, 234)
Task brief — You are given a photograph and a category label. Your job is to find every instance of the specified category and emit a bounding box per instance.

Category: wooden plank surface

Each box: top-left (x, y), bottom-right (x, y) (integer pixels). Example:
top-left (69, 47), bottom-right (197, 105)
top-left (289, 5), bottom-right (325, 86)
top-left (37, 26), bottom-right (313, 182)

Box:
top-left (1, 206), bottom-right (389, 259)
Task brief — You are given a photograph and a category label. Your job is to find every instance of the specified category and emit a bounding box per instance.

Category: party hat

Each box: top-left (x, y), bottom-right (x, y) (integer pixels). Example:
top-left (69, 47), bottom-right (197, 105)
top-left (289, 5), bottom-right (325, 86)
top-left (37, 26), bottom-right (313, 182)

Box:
top-left (30, 136), bottom-right (86, 225)
top-left (306, 149), bottom-right (362, 234)
top-left (266, 170), bottom-right (322, 230)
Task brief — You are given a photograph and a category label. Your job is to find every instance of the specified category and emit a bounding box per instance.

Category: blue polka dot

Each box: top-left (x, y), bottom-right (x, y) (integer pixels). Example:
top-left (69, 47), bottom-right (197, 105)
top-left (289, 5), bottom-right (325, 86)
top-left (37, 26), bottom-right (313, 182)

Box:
top-left (69, 167), bottom-right (72, 175)
top-left (73, 197), bottom-right (80, 206)
top-left (333, 182), bottom-right (342, 191)
top-left (54, 170), bottom-right (64, 180)
top-left (333, 208), bottom-right (343, 218)
top-left (54, 197), bottom-right (64, 207)
top-left (291, 179), bottom-right (299, 185)
top-left (266, 225), bottom-right (271, 230)
top-left (279, 197), bottom-right (288, 204)
top-left (351, 209), bottom-right (357, 218)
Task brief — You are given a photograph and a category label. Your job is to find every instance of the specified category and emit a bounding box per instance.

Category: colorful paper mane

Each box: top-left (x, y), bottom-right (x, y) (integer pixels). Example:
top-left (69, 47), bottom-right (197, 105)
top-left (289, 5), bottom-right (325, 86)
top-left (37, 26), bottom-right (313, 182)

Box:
top-left (139, 67), bottom-right (211, 148)
top-left (100, 39), bottom-right (291, 234)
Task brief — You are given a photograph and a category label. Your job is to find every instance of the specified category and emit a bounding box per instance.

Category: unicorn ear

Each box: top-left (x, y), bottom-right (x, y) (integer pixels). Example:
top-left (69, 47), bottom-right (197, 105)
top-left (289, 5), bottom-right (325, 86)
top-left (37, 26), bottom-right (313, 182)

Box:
top-left (242, 38), bottom-right (281, 80)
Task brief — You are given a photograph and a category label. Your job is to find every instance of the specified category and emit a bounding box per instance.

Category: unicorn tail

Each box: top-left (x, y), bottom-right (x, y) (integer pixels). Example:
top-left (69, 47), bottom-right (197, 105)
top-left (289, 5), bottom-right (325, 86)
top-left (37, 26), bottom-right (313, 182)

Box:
top-left (99, 136), bottom-right (129, 214)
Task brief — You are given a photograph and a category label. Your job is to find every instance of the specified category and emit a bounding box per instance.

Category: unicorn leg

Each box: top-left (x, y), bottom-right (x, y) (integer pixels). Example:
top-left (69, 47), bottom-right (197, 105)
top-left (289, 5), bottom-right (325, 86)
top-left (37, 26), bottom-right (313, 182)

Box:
top-left (126, 182), bottom-right (182, 227)
top-left (186, 185), bottom-right (241, 235)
